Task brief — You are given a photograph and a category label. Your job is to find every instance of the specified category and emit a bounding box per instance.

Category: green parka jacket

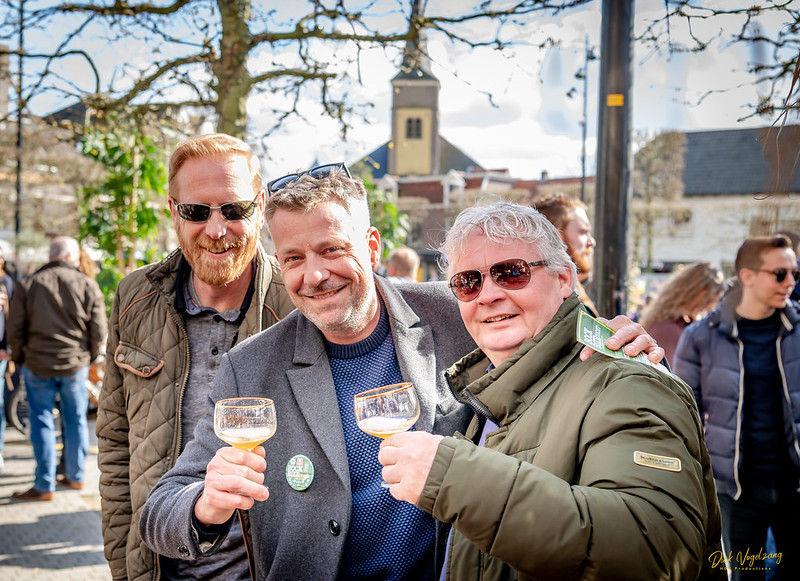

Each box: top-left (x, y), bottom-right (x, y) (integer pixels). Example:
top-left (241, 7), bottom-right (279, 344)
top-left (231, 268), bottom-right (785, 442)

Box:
top-left (419, 296), bottom-right (725, 581)
top-left (96, 246), bottom-right (294, 581)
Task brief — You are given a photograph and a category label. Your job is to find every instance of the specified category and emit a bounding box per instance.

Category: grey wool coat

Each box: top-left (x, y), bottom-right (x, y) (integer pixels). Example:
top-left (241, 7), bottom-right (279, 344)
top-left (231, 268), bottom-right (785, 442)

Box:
top-left (138, 276), bottom-right (478, 581)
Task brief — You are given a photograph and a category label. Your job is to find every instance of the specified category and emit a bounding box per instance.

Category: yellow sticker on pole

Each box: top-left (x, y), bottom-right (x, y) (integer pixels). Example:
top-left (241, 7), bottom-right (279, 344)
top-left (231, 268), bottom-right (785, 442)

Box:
top-left (607, 94), bottom-right (624, 107)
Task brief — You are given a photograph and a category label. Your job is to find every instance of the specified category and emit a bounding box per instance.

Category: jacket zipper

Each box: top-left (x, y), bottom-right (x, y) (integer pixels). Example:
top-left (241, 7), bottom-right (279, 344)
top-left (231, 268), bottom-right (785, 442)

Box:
top-left (775, 334), bottom-right (800, 481)
top-left (445, 372), bottom-right (498, 430)
top-left (733, 334), bottom-right (745, 500)
top-left (154, 306), bottom-right (191, 581)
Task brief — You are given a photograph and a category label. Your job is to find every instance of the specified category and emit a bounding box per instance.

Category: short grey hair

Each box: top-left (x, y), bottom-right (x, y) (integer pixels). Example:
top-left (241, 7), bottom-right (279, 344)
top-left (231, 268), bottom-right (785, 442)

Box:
top-left (50, 236), bottom-right (80, 265)
top-left (438, 201), bottom-right (577, 286)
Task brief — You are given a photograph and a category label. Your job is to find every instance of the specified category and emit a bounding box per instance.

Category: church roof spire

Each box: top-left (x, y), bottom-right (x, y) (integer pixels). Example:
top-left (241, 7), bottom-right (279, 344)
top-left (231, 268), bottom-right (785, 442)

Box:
top-left (394, 0), bottom-right (437, 81)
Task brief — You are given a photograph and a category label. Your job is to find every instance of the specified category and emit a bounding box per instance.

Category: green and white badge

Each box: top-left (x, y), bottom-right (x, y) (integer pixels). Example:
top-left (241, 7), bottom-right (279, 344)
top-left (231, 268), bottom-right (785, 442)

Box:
top-left (285, 454), bottom-right (314, 491)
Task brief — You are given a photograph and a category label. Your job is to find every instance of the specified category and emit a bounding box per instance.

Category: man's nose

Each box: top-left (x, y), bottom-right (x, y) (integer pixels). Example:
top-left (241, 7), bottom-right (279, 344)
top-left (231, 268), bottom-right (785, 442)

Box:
top-left (476, 275), bottom-right (506, 303)
top-left (303, 255), bottom-right (330, 287)
top-left (204, 209), bottom-right (228, 239)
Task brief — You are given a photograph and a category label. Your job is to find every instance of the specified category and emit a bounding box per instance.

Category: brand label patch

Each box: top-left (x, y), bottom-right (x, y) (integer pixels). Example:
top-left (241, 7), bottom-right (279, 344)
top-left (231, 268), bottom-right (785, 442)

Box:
top-left (633, 451), bottom-right (681, 472)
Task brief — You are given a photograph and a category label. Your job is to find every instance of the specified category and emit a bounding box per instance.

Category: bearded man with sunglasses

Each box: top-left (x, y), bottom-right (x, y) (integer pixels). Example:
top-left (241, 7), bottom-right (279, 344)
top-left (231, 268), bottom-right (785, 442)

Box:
top-left (674, 234), bottom-right (800, 581)
top-left (139, 171), bottom-right (665, 581)
top-left (97, 134), bottom-right (295, 581)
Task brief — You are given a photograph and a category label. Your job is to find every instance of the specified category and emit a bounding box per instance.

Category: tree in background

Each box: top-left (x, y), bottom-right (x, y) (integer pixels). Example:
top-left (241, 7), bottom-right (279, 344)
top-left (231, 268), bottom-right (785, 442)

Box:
top-left (0, 0), bottom-right (576, 142)
top-left (2, 2), bottom-right (799, 137)
top-left (78, 113), bottom-right (170, 305)
top-left (638, 2), bottom-right (800, 122)
top-left (631, 131), bottom-right (686, 273)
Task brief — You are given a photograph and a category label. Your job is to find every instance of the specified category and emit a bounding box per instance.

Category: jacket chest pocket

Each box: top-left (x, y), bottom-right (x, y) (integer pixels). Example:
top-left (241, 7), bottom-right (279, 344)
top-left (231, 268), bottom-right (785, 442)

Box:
top-left (116, 341), bottom-right (171, 444)
top-left (115, 341), bottom-right (165, 378)
top-left (508, 445), bottom-right (539, 464)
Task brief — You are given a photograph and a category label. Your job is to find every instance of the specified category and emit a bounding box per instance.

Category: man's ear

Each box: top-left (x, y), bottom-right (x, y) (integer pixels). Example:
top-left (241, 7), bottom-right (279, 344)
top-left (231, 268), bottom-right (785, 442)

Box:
top-left (256, 189), bottom-right (267, 228)
top-left (168, 197), bottom-right (181, 230)
top-left (738, 267), bottom-right (754, 288)
top-left (367, 227), bottom-right (382, 270)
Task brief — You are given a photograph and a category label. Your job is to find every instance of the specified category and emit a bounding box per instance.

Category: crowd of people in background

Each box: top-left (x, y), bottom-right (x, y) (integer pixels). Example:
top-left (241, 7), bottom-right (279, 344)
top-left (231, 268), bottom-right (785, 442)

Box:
top-left (0, 131), bottom-right (797, 581)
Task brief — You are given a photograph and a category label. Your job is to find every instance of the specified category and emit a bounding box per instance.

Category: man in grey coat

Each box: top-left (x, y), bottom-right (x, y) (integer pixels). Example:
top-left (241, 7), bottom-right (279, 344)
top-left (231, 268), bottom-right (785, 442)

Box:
top-left (139, 167), bottom-right (664, 580)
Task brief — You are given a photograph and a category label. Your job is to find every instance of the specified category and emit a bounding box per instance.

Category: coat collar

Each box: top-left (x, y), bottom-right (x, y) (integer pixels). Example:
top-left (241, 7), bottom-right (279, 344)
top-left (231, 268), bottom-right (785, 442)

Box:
top-left (144, 245), bottom-right (274, 339)
top-left (449, 295), bottom-right (584, 426)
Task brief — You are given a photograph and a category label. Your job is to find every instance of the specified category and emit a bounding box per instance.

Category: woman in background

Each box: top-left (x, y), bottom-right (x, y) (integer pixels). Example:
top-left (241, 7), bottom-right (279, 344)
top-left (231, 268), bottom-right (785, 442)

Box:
top-left (639, 262), bottom-right (725, 363)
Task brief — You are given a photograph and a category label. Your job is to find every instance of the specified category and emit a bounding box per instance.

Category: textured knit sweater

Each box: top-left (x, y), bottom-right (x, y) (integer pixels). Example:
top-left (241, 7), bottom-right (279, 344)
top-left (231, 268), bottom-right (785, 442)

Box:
top-left (327, 301), bottom-right (435, 580)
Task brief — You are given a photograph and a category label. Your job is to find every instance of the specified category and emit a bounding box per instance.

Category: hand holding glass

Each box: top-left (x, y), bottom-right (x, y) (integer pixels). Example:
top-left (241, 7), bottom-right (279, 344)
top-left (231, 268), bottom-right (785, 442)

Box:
top-left (214, 397), bottom-right (277, 451)
top-left (354, 382), bottom-right (420, 486)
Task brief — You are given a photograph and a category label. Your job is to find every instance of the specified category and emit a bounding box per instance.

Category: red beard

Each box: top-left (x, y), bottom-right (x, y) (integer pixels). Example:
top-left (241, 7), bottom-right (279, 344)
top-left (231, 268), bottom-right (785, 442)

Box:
top-left (569, 245), bottom-right (593, 280)
top-left (179, 230), bottom-right (259, 287)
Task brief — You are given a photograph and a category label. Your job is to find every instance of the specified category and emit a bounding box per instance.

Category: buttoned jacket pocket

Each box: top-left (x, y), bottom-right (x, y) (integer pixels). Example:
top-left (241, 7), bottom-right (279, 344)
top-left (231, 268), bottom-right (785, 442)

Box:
top-left (114, 341), bottom-right (165, 378)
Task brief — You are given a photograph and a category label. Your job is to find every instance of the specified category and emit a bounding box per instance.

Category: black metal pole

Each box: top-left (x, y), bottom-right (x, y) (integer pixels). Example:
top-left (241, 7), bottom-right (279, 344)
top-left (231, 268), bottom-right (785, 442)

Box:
top-left (592, 0), bottom-right (634, 316)
top-left (14, 0), bottom-right (24, 277)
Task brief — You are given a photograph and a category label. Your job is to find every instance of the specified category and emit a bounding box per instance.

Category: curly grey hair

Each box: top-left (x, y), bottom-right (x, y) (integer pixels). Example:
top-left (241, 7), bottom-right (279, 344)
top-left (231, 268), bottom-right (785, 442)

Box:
top-left (438, 201), bottom-right (577, 287)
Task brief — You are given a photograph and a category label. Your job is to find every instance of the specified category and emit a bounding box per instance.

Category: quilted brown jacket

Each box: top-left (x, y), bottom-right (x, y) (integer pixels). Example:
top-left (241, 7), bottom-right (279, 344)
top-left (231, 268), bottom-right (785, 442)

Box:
top-left (96, 246), bottom-right (294, 581)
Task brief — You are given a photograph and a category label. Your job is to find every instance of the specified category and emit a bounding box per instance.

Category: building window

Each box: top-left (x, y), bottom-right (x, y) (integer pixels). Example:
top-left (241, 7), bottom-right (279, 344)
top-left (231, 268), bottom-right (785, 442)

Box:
top-left (406, 118), bottom-right (422, 139)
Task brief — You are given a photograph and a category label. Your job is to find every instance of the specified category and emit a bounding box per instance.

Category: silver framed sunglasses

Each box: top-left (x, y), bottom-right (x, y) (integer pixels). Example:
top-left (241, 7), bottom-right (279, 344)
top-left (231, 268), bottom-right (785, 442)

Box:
top-left (448, 259), bottom-right (548, 302)
top-left (173, 199), bottom-right (258, 223)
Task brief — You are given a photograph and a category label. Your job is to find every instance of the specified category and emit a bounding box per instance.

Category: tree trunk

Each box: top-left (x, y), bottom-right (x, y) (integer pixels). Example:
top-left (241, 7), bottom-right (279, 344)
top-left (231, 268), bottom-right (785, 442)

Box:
top-left (213, 0), bottom-right (254, 139)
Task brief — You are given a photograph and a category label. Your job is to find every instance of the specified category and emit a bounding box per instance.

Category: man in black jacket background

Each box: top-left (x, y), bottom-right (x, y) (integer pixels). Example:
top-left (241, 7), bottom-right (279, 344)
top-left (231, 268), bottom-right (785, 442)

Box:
top-left (8, 236), bottom-right (107, 501)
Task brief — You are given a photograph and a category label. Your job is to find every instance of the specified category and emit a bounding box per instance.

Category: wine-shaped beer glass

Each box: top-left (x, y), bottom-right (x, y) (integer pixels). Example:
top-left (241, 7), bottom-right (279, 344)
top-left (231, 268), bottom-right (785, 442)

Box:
top-left (353, 382), bottom-right (420, 486)
top-left (214, 397), bottom-right (277, 451)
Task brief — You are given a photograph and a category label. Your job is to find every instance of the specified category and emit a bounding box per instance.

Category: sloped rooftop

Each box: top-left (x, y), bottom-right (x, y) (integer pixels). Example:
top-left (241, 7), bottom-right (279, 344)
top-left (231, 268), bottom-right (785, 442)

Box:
top-left (683, 125), bottom-right (800, 196)
top-left (351, 135), bottom-right (483, 180)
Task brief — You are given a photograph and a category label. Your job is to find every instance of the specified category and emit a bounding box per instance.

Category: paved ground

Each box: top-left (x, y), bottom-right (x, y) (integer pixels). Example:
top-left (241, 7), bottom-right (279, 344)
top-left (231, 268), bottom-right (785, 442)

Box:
top-left (0, 417), bottom-right (111, 580)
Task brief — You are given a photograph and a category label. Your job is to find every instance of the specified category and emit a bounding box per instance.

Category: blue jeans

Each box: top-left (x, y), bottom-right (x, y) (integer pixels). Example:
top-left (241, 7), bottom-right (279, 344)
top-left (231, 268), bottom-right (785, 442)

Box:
top-left (23, 366), bottom-right (89, 492)
top-left (0, 358), bottom-right (7, 456)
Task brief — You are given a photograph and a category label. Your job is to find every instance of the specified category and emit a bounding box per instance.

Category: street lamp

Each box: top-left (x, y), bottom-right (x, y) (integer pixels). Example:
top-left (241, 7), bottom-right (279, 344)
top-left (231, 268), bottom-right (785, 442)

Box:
top-left (567, 36), bottom-right (597, 203)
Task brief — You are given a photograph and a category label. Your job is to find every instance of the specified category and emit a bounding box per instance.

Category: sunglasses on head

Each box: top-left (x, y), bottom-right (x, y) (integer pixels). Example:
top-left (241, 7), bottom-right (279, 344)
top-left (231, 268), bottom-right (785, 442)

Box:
top-left (758, 268), bottom-right (800, 283)
top-left (267, 162), bottom-right (351, 194)
top-left (448, 259), bottom-right (548, 303)
top-left (173, 199), bottom-right (257, 223)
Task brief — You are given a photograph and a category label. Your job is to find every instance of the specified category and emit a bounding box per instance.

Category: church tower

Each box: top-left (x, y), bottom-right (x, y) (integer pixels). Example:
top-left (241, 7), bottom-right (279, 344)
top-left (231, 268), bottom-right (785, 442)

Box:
top-left (388, 1), bottom-right (440, 177)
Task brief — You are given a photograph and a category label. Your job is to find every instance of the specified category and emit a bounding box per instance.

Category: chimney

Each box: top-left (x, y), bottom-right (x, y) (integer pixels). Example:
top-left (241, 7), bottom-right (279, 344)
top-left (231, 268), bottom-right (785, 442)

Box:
top-left (0, 44), bottom-right (9, 118)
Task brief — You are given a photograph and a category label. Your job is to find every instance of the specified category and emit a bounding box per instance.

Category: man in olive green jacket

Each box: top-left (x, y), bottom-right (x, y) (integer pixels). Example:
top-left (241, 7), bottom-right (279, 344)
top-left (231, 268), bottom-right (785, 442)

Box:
top-left (380, 202), bottom-right (724, 581)
top-left (97, 134), bottom-right (294, 581)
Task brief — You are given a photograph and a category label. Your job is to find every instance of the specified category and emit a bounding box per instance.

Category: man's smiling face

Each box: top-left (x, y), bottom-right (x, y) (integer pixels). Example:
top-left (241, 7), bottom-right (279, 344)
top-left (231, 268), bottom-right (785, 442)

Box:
top-left (271, 200), bottom-right (382, 344)
top-left (450, 230), bottom-right (573, 366)
top-left (170, 153), bottom-right (263, 287)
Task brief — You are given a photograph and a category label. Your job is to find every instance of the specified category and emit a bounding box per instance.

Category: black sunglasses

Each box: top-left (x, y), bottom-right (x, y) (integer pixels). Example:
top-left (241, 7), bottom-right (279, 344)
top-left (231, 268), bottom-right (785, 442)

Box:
top-left (173, 199), bottom-right (258, 223)
top-left (757, 268), bottom-right (800, 283)
top-left (449, 259), bottom-right (548, 303)
top-left (267, 162), bottom-right (351, 194)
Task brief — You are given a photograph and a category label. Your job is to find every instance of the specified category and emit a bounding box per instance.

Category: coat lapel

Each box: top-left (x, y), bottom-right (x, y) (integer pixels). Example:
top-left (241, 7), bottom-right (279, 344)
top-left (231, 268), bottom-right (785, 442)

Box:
top-left (286, 316), bottom-right (350, 487)
top-left (377, 279), bottom-right (438, 433)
